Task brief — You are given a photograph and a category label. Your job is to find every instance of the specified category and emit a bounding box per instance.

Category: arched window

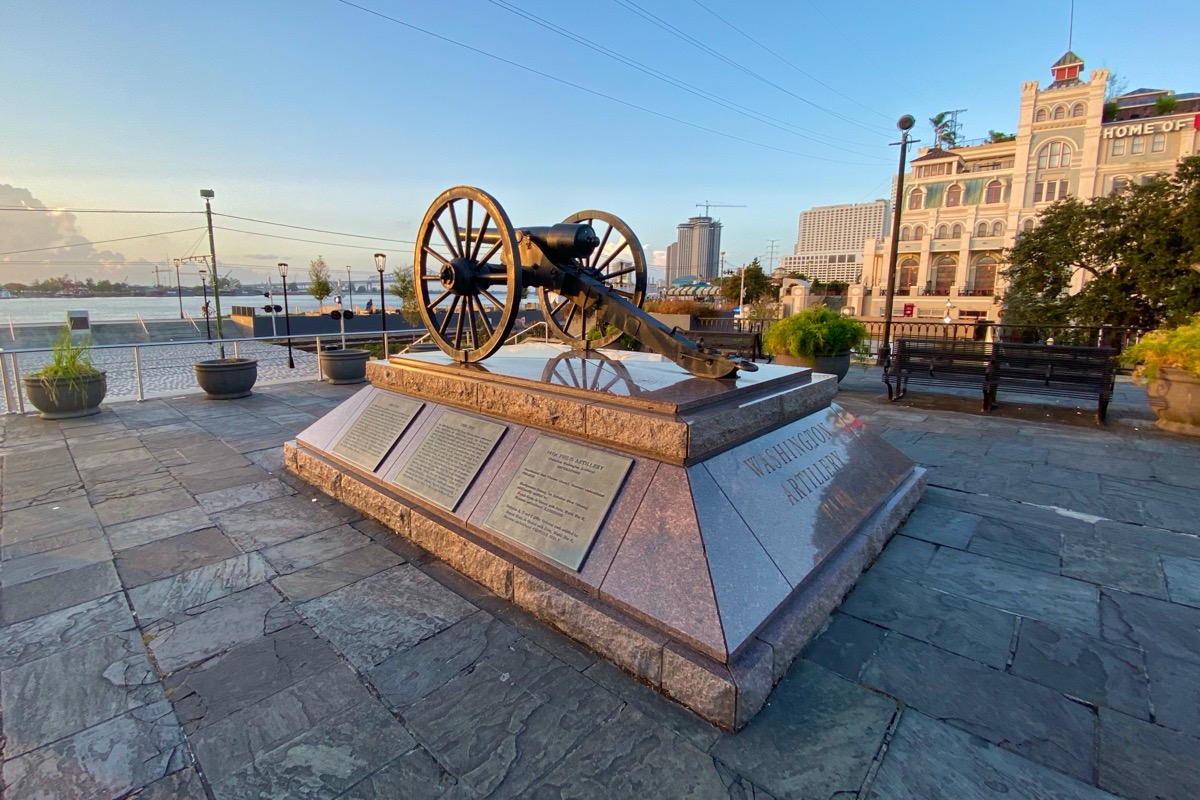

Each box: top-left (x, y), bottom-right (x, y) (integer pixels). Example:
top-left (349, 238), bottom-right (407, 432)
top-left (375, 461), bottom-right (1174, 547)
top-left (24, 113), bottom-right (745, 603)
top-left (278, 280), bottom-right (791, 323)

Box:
top-left (933, 256), bottom-right (957, 294)
top-left (991, 221), bottom-right (1004, 237)
top-left (976, 222), bottom-right (989, 237)
top-left (1112, 177), bottom-right (1129, 194)
top-left (945, 184), bottom-right (963, 207)
top-left (900, 225), bottom-right (911, 241)
top-left (1037, 141), bottom-right (1073, 169)
top-left (913, 224), bottom-right (925, 240)
top-left (1052, 105), bottom-right (1066, 120)
top-left (1071, 103), bottom-right (1086, 118)
top-left (985, 180), bottom-right (1003, 204)
top-left (1035, 107), bottom-right (1048, 122)
top-left (973, 256), bottom-right (997, 294)
top-left (898, 258), bottom-right (919, 293)
top-left (1023, 218), bottom-right (1035, 233)
top-left (908, 189), bottom-right (924, 210)
top-left (951, 223), bottom-right (963, 239)
top-left (936, 224), bottom-right (949, 239)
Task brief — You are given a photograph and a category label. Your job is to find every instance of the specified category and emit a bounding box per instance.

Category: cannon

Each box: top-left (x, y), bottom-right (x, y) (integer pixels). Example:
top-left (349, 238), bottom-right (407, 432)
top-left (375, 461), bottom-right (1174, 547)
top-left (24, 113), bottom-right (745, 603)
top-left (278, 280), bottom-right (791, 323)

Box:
top-left (413, 186), bottom-right (756, 379)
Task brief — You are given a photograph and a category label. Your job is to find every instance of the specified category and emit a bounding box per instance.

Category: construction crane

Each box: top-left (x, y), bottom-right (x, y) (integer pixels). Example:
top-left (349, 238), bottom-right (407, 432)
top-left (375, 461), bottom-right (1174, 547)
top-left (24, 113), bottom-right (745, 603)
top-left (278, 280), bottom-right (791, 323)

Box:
top-left (695, 201), bottom-right (746, 217)
top-left (151, 265), bottom-right (172, 288)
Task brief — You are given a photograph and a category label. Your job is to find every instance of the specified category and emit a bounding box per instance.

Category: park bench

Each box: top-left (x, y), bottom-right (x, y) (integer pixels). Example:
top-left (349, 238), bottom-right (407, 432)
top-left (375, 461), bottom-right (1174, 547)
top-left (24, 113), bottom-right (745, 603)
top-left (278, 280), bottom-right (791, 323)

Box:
top-left (991, 341), bottom-right (1117, 423)
top-left (885, 337), bottom-right (1117, 422)
top-left (885, 338), bottom-right (996, 411)
top-left (692, 331), bottom-right (762, 362)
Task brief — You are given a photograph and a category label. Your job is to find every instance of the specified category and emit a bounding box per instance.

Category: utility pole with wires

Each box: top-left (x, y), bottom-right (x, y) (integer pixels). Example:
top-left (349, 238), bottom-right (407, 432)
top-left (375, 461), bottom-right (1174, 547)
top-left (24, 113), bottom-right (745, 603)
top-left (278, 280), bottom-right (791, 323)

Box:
top-left (765, 239), bottom-right (780, 273)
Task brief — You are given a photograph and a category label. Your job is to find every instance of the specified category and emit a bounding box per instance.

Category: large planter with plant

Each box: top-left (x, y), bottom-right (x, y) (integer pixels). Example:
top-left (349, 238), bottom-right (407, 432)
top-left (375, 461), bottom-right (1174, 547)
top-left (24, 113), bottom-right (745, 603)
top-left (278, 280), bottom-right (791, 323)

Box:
top-left (194, 358), bottom-right (258, 399)
top-left (1122, 315), bottom-right (1200, 436)
top-left (764, 306), bottom-right (867, 382)
top-left (22, 330), bottom-right (107, 419)
top-left (318, 348), bottom-right (370, 384)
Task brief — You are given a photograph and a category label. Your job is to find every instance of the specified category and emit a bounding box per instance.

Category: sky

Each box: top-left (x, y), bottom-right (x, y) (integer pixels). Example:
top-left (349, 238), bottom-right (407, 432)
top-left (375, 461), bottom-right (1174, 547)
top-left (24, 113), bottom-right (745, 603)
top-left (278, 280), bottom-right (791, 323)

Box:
top-left (2, 0), bottom-right (1198, 288)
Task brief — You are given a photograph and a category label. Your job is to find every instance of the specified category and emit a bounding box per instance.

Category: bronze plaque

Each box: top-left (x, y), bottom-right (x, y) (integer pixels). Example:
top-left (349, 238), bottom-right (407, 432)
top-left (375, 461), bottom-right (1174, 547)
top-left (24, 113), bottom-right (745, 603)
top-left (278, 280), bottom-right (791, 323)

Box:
top-left (392, 410), bottom-right (507, 510)
top-left (331, 392), bottom-right (423, 472)
top-left (484, 436), bottom-right (632, 571)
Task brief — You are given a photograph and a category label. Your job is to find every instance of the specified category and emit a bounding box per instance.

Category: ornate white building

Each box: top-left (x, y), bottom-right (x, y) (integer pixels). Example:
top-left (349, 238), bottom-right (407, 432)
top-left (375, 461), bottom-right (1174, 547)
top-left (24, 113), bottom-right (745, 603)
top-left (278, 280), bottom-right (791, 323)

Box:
top-left (851, 51), bottom-right (1200, 322)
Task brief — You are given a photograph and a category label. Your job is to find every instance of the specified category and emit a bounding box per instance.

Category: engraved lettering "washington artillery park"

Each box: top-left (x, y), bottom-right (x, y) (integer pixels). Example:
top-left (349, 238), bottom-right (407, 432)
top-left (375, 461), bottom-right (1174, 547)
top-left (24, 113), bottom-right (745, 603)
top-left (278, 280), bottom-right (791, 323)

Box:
top-left (741, 423), bottom-right (848, 506)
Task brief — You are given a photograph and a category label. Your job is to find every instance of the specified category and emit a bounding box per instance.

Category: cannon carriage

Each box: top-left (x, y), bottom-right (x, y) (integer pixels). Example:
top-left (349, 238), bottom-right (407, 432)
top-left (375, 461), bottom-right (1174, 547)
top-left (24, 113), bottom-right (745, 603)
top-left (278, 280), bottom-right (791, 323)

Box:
top-left (413, 186), bottom-right (755, 379)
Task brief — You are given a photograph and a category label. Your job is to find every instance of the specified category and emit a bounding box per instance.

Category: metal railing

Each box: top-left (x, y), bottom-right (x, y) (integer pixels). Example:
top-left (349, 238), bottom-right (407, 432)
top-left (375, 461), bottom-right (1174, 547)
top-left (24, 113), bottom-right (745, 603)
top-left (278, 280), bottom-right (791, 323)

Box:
top-left (0, 328), bottom-right (425, 414)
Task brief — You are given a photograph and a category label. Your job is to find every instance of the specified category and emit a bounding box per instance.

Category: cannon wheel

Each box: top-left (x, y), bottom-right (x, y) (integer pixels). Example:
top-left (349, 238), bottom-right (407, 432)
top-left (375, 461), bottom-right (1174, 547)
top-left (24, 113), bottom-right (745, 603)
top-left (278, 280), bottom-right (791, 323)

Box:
top-left (539, 210), bottom-right (647, 349)
top-left (414, 186), bottom-right (522, 362)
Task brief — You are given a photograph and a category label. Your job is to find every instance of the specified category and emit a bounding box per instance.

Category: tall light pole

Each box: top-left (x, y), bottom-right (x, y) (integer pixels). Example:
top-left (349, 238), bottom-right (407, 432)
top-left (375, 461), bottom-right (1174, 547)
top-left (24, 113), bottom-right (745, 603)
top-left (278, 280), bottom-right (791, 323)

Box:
top-left (880, 115), bottom-right (917, 369)
top-left (278, 262), bottom-right (294, 369)
top-left (198, 267), bottom-right (212, 340)
top-left (346, 266), bottom-right (353, 312)
top-left (200, 189), bottom-right (225, 358)
top-left (375, 253), bottom-right (387, 357)
top-left (173, 259), bottom-right (184, 320)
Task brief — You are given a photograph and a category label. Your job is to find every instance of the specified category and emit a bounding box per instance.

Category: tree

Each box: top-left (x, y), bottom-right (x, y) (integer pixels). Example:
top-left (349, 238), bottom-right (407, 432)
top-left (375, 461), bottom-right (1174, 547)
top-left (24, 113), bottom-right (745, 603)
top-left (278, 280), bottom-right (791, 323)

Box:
top-left (929, 111), bottom-right (959, 149)
top-left (307, 256), bottom-right (332, 305)
top-left (388, 267), bottom-right (422, 324)
top-left (987, 130), bottom-right (1015, 143)
top-left (1003, 155), bottom-right (1200, 331)
top-left (719, 258), bottom-right (773, 305)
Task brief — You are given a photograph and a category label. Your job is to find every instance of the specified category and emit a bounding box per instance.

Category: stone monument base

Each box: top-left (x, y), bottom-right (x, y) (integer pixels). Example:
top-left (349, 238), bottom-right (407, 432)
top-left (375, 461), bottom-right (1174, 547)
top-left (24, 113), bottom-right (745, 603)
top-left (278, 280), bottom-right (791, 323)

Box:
top-left (285, 343), bottom-right (925, 730)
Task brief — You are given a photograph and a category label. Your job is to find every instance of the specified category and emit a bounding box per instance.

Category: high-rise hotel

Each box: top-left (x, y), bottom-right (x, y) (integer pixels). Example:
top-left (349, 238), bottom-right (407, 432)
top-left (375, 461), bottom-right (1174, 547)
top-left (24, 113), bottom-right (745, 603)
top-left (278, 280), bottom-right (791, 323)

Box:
top-left (850, 51), bottom-right (1199, 322)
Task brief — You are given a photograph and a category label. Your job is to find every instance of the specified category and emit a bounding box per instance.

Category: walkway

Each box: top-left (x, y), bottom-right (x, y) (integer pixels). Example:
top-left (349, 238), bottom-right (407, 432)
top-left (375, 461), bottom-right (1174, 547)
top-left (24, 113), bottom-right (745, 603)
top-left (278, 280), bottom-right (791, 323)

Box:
top-left (0, 374), bottom-right (1197, 799)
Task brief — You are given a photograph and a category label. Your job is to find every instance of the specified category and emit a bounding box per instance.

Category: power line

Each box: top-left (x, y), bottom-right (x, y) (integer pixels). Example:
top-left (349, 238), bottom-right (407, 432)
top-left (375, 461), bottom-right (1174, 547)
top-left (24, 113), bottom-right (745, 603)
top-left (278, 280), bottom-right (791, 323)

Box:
top-left (0, 227), bottom-right (208, 257)
top-left (613, 0), bottom-right (891, 134)
top-left (0, 206), bottom-right (201, 215)
top-left (214, 225), bottom-right (416, 251)
top-left (688, 0), bottom-right (894, 124)
top-left (487, 0), bottom-right (887, 156)
top-left (334, 0), bottom-right (889, 166)
top-left (212, 213), bottom-right (414, 244)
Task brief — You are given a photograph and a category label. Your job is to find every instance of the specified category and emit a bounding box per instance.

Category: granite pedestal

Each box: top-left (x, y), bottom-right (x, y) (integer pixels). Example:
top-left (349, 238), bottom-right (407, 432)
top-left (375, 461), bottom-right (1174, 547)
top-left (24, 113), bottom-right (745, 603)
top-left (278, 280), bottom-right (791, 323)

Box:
top-left (285, 343), bottom-right (925, 729)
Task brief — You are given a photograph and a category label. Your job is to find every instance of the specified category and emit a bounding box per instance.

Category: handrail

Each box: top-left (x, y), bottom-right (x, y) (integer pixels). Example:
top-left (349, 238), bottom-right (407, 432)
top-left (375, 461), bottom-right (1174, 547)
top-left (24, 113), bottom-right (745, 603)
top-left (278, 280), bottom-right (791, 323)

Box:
top-left (504, 320), bottom-right (550, 345)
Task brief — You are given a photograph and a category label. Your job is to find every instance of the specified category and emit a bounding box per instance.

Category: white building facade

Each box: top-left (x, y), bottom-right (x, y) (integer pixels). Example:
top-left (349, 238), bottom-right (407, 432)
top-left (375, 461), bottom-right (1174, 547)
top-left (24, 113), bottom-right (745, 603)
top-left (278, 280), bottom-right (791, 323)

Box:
top-left (853, 51), bottom-right (1200, 322)
top-left (780, 200), bottom-right (888, 284)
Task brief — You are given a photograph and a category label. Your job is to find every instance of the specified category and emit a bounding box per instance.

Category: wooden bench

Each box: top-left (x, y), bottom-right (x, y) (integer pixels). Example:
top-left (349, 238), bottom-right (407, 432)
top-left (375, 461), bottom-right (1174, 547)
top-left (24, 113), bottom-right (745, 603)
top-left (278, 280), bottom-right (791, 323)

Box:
top-left (885, 339), bottom-right (996, 411)
top-left (692, 331), bottom-right (762, 362)
top-left (885, 338), bottom-right (1117, 422)
top-left (991, 342), bottom-right (1118, 423)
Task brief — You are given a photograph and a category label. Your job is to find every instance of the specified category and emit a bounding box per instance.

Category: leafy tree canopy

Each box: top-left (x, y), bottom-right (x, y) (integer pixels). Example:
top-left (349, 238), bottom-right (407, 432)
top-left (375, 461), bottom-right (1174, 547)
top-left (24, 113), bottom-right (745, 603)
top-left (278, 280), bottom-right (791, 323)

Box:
top-left (1002, 155), bottom-right (1200, 331)
top-left (719, 258), bottom-right (774, 305)
top-left (387, 267), bottom-right (423, 324)
top-left (307, 256), bottom-right (332, 304)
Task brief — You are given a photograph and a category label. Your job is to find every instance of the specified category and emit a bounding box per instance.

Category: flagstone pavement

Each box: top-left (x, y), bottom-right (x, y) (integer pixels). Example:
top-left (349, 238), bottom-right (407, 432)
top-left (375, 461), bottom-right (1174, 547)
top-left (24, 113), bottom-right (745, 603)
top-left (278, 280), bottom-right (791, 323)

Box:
top-left (1, 370), bottom-right (1198, 799)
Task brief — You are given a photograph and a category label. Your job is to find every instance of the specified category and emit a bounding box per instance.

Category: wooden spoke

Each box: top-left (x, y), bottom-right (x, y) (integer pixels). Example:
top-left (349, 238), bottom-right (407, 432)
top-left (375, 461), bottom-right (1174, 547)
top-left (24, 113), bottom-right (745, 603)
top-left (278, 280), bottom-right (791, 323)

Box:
top-left (446, 201), bottom-right (463, 258)
top-left (423, 244), bottom-right (452, 268)
top-left (596, 240), bottom-right (630, 274)
top-left (590, 223), bottom-right (614, 270)
top-left (434, 218), bottom-right (459, 260)
top-left (464, 201), bottom-right (474, 264)
top-left (428, 288), bottom-right (452, 309)
top-left (474, 296), bottom-right (494, 339)
top-left (479, 288), bottom-right (504, 310)
top-left (438, 296), bottom-right (459, 336)
top-left (603, 266), bottom-right (637, 280)
top-left (550, 295), bottom-right (571, 318)
top-left (476, 239), bottom-right (502, 267)
top-left (564, 303), bottom-right (578, 334)
top-left (453, 304), bottom-right (465, 350)
top-left (469, 213), bottom-right (492, 262)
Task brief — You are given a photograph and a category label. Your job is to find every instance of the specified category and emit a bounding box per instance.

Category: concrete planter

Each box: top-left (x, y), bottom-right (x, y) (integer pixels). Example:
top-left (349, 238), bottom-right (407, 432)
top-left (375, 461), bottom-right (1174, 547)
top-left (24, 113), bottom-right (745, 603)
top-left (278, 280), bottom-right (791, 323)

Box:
top-left (22, 372), bottom-right (107, 419)
top-left (194, 358), bottom-right (258, 399)
top-left (773, 350), bottom-right (852, 382)
top-left (319, 348), bottom-right (370, 384)
top-left (1147, 366), bottom-right (1200, 436)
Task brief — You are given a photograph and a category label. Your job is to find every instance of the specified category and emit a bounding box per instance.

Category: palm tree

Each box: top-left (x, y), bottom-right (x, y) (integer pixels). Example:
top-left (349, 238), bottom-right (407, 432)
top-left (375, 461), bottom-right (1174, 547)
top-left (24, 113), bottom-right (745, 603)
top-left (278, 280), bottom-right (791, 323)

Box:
top-left (929, 112), bottom-right (959, 149)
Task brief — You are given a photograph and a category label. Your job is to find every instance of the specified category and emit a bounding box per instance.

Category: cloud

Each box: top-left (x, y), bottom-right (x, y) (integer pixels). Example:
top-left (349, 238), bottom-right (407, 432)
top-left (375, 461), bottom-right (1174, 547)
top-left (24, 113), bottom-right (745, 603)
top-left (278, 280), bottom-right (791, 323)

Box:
top-left (0, 185), bottom-right (153, 283)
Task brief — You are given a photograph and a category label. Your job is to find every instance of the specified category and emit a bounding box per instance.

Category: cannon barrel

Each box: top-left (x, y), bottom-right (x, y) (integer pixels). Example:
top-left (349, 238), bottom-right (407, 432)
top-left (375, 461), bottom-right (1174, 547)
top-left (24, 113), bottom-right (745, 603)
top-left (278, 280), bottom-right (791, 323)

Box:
top-left (456, 223), bottom-right (598, 261)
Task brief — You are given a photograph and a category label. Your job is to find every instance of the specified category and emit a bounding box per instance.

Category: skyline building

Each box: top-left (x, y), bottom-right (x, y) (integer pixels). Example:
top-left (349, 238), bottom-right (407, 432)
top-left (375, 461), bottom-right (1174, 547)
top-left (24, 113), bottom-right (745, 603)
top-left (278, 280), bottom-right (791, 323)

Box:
top-left (666, 216), bottom-right (722, 283)
top-left (779, 200), bottom-right (888, 284)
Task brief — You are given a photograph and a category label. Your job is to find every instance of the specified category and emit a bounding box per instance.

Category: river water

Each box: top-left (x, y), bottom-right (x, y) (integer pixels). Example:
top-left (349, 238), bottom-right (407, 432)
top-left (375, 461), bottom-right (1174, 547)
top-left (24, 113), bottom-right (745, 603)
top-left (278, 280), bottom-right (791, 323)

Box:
top-left (0, 295), bottom-right (358, 325)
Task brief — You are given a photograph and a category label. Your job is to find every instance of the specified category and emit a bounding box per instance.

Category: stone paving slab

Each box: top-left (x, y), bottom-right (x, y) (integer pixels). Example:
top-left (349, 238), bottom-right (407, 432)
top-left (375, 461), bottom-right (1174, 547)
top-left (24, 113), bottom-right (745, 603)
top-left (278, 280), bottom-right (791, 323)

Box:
top-left (2, 377), bottom-right (1199, 799)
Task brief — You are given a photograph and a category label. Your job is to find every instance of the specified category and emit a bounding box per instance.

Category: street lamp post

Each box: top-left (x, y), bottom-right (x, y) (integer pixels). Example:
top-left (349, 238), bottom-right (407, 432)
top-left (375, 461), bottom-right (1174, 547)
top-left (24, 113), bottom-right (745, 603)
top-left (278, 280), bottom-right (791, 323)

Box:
top-left (173, 259), bottom-right (184, 320)
top-left (200, 189), bottom-right (225, 358)
top-left (880, 114), bottom-right (918, 370)
top-left (943, 299), bottom-right (954, 339)
top-left (375, 253), bottom-right (387, 358)
top-left (346, 266), bottom-right (353, 312)
top-left (278, 263), bottom-right (294, 369)
top-left (198, 268), bottom-right (212, 340)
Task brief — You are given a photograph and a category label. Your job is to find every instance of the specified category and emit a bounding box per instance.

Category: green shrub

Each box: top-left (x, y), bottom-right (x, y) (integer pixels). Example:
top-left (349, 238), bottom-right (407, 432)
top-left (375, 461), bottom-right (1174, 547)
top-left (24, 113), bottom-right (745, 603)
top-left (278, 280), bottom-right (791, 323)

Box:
top-left (1120, 314), bottom-right (1200, 382)
top-left (764, 306), bottom-right (867, 358)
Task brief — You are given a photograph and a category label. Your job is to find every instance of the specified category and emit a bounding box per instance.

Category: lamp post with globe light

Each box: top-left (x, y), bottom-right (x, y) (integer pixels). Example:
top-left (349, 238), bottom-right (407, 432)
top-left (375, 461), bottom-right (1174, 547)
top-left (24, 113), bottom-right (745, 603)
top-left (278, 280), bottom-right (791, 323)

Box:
top-left (880, 115), bottom-right (918, 369)
top-left (278, 262), bottom-right (295, 369)
top-left (375, 253), bottom-right (387, 357)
